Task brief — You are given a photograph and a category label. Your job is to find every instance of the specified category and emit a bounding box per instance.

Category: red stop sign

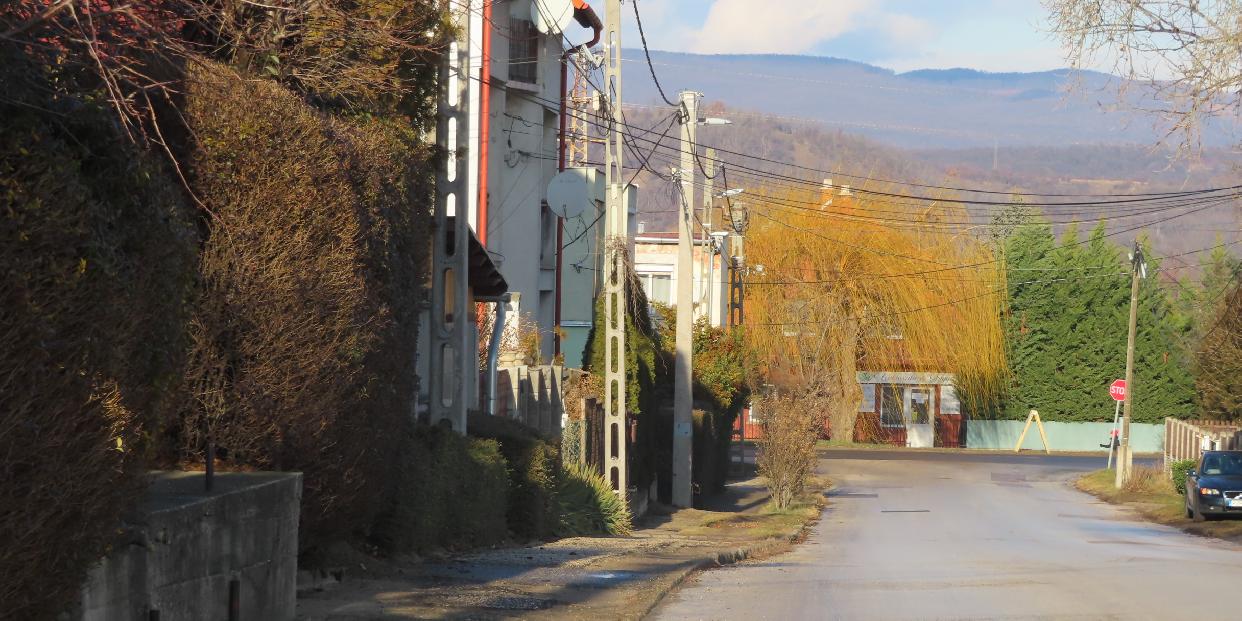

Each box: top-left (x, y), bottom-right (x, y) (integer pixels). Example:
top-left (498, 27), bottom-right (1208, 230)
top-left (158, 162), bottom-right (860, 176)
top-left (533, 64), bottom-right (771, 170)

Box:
top-left (1109, 379), bottom-right (1127, 402)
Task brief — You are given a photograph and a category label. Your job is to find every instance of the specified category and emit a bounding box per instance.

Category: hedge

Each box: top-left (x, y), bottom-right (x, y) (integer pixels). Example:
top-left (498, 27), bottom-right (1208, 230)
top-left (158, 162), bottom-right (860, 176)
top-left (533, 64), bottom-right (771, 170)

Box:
top-left (372, 424), bottom-right (510, 554)
top-left (176, 60), bottom-right (432, 552)
top-left (468, 414), bottom-right (561, 540)
top-left (0, 51), bottom-right (197, 618)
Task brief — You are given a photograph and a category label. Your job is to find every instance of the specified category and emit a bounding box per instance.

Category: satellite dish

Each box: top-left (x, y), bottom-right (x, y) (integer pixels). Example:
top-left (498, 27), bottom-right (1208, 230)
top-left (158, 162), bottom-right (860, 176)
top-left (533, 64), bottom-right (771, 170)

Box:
top-left (547, 168), bottom-right (601, 219)
top-left (531, 0), bottom-right (574, 35)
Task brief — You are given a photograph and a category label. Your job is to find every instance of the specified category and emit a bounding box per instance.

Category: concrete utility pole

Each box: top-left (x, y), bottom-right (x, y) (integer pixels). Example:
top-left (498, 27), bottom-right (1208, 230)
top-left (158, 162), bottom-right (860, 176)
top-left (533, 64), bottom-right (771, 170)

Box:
top-left (429, 0), bottom-right (473, 432)
top-left (700, 149), bottom-right (715, 317)
top-left (602, 0), bottom-right (628, 495)
top-left (673, 89), bottom-right (700, 508)
top-left (1116, 241), bottom-right (1145, 488)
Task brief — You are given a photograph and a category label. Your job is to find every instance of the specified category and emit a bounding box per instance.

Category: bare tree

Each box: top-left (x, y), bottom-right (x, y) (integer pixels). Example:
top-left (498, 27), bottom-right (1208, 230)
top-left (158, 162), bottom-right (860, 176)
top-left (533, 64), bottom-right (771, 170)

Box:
top-left (1045, 0), bottom-right (1242, 153)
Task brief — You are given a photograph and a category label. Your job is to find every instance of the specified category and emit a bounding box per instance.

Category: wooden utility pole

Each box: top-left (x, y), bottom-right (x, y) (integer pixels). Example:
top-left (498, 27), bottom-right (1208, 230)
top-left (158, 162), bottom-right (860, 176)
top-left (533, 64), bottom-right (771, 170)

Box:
top-left (602, 0), bottom-right (628, 496)
top-left (672, 89), bottom-right (700, 508)
top-left (1116, 241), bottom-right (1145, 488)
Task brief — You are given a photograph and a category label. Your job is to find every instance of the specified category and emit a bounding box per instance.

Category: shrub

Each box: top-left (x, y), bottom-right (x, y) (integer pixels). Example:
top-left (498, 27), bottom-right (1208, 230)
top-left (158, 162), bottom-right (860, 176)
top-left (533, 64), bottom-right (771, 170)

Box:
top-left (1170, 459), bottom-right (1197, 495)
top-left (0, 52), bottom-right (197, 618)
top-left (757, 393), bottom-right (825, 510)
top-left (176, 60), bottom-right (432, 553)
top-left (557, 462), bottom-right (633, 536)
top-left (372, 425), bottom-right (509, 554)
top-left (468, 414), bottom-right (561, 540)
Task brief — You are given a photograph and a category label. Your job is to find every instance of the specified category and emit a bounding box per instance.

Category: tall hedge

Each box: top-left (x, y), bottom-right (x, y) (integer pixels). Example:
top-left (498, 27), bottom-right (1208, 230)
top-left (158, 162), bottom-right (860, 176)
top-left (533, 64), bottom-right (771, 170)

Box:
top-left (0, 53), bottom-right (197, 618)
top-left (176, 61), bottom-right (432, 551)
top-left (1000, 221), bottom-right (1194, 422)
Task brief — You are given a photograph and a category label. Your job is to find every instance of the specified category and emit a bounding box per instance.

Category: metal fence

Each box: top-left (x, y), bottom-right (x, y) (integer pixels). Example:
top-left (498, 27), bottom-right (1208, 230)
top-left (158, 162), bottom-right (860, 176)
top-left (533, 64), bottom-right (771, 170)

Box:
top-left (1164, 418), bottom-right (1242, 466)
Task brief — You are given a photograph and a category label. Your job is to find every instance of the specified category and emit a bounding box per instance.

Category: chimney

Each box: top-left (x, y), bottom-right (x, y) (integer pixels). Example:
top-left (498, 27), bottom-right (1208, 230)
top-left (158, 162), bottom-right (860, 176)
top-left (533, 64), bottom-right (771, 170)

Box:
top-left (637, 220), bottom-right (646, 234)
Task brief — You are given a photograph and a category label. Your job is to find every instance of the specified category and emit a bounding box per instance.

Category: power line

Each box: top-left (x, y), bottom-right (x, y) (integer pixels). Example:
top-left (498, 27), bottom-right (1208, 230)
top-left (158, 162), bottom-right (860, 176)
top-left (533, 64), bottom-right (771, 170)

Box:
top-left (459, 69), bottom-right (1240, 209)
top-left (630, 0), bottom-right (676, 107)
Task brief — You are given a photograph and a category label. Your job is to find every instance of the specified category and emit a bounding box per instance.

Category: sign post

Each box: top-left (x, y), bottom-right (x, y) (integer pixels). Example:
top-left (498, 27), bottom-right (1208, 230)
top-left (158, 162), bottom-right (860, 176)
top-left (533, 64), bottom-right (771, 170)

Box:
top-left (1106, 380), bottom-right (1125, 469)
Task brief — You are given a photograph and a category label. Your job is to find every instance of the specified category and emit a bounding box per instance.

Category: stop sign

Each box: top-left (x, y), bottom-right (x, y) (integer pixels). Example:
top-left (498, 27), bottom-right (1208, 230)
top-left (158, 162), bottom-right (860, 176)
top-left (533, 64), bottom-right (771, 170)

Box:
top-left (1109, 379), bottom-right (1127, 402)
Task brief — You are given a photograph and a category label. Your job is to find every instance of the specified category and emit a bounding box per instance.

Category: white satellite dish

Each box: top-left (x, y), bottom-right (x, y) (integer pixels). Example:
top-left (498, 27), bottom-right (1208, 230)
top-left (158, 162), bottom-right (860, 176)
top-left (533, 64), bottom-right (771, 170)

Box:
top-left (547, 168), bottom-right (602, 219)
top-left (531, 0), bottom-right (574, 36)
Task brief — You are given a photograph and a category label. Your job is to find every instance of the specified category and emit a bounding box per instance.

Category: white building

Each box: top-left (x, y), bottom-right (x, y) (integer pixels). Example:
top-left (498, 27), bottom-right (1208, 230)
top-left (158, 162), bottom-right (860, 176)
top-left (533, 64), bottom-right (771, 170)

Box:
top-left (634, 230), bottom-right (733, 327)
top-left (468, 0), bottom-right (614, 368)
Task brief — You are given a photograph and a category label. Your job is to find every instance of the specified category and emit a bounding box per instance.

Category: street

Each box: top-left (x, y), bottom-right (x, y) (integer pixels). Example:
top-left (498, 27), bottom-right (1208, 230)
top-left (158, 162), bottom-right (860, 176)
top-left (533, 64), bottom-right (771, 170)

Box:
top-left (653, 451), bottom-right (1242, 620)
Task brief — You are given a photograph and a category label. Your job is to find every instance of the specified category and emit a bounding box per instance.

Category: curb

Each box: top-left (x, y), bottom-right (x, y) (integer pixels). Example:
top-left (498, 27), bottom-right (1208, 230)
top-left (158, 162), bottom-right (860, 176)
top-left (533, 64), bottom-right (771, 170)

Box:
top-left (635, 535), bottom-right (799, 619)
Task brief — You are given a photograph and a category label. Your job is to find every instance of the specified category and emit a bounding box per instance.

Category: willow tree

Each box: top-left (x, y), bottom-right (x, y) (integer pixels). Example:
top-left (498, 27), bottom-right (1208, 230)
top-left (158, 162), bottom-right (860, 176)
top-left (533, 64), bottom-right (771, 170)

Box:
top-left (743, 185), bottom-right (1005, 440)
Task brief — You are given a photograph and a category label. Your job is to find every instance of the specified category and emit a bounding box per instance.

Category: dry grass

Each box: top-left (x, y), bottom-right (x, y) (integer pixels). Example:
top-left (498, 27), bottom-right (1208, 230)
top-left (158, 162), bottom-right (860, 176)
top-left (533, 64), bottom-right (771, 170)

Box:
top-left (680, 477), bottom-right (828, 541)
top-left (1078, 469), bottom-right (1242, 541)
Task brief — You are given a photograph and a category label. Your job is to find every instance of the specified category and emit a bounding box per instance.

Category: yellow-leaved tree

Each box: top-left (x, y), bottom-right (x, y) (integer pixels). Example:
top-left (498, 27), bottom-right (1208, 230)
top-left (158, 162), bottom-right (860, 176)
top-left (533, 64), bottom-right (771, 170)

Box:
top-left (741, 182), bottom-right (1006, 442)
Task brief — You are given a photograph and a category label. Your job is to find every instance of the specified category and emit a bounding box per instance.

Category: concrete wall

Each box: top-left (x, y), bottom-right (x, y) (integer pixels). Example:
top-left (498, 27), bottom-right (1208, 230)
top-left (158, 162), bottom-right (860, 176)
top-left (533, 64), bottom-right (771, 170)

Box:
top-left (966, 420), bottom-right (1164, 453)
top-left (76, 471), bottom-right (301, 621)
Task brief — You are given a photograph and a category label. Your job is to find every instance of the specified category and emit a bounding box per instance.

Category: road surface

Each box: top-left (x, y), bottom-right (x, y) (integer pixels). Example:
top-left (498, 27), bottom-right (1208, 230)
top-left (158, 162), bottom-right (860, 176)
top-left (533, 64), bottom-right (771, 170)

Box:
top-left (653, 450), bottom-right (1242, 620)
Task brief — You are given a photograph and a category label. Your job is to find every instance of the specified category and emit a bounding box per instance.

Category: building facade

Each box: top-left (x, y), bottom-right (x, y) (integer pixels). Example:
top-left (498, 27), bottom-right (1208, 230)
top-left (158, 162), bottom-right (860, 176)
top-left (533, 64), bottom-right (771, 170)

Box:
top-left (633, 231), bottom-right (733, 327)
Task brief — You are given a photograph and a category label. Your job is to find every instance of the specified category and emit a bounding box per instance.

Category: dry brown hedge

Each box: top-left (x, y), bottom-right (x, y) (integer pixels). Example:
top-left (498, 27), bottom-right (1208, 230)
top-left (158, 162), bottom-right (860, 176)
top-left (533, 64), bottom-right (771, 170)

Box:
top-left (176, 61), bottom-right (432, 551)
top-left (0, 53), bottom-right (198, 619)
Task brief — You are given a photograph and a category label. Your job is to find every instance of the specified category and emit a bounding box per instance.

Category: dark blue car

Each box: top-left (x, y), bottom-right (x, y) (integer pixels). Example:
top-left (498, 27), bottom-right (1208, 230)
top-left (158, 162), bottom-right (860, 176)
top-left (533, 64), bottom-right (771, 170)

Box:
top-left (1184, 450), bottom-right (1242, 521)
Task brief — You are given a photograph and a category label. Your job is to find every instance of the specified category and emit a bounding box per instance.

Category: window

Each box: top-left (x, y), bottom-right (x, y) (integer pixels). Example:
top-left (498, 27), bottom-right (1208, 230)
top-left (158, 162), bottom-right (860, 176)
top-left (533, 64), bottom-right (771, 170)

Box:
top-left (639, 273), bottom-right (672, 305)
top-left (858, 384), bottom-right (876, 413)
top-left (909, 389), bottom-right (930, 425)
top-left (508, 19), bottom-right (539, 84)
top-left (540, 203), bottom-right (557, 269)
top-left (880, 385), bottom-right (903, 427)
top-left (940, 385), bottom-right (961, 415)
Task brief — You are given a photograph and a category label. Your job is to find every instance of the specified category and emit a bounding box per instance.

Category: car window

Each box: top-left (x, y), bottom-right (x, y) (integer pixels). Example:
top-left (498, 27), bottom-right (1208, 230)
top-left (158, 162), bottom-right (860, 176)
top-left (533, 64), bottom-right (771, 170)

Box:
top-left (1201, 454), bottom-right (1242, 476)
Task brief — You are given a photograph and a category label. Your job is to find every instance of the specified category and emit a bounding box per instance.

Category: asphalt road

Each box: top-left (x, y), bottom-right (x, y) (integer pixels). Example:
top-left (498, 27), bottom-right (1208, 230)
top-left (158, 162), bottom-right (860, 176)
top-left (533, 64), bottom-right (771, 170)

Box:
top-left (652, 450), bottom-right (1242, 621)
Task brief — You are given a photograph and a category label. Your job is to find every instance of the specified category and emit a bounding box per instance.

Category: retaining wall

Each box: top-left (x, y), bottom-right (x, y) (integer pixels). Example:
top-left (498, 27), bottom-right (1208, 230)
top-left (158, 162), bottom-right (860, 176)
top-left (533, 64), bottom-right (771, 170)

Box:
top-left (75, 471), bottom-right (301, 621)
top-left (965, 420), bottom-right (1164, 453)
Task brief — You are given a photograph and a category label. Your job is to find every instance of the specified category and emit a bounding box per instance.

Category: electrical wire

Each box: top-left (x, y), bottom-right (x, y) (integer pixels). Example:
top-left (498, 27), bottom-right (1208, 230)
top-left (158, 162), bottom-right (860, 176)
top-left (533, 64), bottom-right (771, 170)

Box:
top-left (630, 0), bottom-right (677, 107)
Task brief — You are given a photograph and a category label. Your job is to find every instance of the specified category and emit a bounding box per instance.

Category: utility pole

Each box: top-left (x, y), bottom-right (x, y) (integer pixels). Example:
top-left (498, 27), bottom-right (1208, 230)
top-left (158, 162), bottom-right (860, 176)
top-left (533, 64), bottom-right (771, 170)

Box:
top-left (429, 0), bottom-right (472, 432)
top-left (729, 232), bottom-right (745, 327)
top-left (1116, 241), bottom-right (1145, 488)
top-left (673, 90), bottom-right (700, 508)
top-left (700, 149), bottom-right (715, 318)
top-left (602, 0), bottom-right (628, 496)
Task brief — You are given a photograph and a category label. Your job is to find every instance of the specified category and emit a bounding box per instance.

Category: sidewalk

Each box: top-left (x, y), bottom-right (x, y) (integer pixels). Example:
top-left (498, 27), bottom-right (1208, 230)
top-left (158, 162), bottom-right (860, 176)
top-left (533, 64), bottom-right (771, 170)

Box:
top-left (296, 475), bottom-right (823, 620)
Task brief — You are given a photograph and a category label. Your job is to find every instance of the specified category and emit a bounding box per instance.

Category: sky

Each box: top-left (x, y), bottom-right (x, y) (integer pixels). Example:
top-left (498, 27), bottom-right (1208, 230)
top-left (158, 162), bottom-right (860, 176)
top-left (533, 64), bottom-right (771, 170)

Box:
top-left (619, 0), bottom-right (1074, 74)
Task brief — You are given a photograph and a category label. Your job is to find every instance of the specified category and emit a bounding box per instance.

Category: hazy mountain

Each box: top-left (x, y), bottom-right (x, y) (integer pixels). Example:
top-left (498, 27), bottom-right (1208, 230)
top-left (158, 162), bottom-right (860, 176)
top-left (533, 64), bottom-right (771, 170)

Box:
top-left (622, 50), bottom-right (1238, 150)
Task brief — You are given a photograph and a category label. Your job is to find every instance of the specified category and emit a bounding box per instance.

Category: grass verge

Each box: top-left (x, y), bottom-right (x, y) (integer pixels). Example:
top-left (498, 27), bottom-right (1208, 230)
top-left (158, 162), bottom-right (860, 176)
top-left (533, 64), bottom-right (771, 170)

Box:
top-left (679, 477), bottom-right (828, 541)
top-left (1077, 468), bottom-right (1242, 541)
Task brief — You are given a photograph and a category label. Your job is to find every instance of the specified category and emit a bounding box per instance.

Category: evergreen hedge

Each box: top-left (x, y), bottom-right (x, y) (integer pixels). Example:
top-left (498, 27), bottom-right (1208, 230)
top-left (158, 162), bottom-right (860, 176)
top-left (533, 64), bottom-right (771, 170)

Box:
top-left (468, 414), bottom-right (561, 540)
top-left (996, 219), bottom-right (1194, 422)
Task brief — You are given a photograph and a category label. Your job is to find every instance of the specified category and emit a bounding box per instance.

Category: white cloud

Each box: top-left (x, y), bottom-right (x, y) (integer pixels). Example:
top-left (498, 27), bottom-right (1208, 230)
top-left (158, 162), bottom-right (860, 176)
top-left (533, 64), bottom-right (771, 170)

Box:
top-left (879, 12), bottom-right (935, 44)
top-left (687, 0), bottom-right (878, 55)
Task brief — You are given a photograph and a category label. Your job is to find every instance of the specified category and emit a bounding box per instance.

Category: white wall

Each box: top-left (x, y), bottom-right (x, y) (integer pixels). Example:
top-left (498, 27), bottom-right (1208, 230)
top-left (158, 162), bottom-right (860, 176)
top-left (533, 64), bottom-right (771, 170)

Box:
top-left (634, 238), bottom-right (731, 327)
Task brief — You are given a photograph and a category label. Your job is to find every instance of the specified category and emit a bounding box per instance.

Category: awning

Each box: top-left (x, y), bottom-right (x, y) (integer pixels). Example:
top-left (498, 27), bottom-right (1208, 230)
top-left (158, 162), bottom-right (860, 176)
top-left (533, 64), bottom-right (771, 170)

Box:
top-left (446, 216), bottom-right (508, 300)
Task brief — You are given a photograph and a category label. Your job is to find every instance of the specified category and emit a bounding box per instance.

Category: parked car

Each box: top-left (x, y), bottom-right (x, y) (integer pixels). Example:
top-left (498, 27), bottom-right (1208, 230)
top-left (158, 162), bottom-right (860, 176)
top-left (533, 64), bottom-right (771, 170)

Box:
top-left (1184, 450), bottom-right (1242, 521)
